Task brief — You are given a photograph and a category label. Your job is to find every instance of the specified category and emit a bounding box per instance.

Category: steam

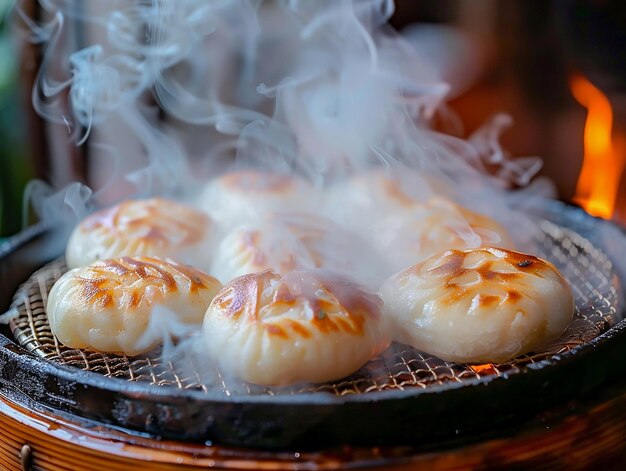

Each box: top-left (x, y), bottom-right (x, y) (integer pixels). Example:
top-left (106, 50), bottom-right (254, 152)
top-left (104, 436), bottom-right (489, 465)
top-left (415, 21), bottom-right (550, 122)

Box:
top-left (13, 0), bottom-right (622, 391)
top-left (14, 0), bottom-right (543, 188)
top-left (134, 305), bottom-right (197, 354)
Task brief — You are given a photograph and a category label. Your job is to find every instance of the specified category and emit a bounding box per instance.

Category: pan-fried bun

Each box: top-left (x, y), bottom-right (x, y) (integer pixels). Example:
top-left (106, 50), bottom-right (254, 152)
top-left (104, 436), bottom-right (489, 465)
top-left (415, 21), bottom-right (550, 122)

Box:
top-left (199, 171), bottom-right (315, 224)
top-left (329, 169), bottom-right (430, 227)
top-left (47, 256), bottom-right (222, 356)
top-left (211, 213), bottom-right (381, 284)
top-left (202, 270), bottom-right (391, 386)
top-left (375, 197), bottom-right (515, 272)
top-left (380, 247), bottom-right (574, 363)
top-left (66, 198), bottom-right (214, 270)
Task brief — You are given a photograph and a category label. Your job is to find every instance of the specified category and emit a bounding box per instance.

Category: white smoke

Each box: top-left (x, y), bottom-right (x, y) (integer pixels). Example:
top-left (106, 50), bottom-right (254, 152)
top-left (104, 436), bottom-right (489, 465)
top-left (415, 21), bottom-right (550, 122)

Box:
top-left (7, 0), bottom-right (558, 281)
top-left (13, 0), bottom-right (541, 185)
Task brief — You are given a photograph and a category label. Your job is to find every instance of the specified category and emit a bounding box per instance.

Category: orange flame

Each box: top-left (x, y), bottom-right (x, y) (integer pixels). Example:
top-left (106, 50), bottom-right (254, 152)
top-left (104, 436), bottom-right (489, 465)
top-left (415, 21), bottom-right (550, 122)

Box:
top-left (570, 75), bottom-right (625, 219)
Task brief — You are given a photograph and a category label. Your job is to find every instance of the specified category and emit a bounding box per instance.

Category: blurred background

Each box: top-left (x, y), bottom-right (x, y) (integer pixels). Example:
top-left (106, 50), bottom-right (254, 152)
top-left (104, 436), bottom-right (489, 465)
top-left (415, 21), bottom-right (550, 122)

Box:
top-left (1, 0), bottom-right (625, 237)
top-left (0, 0), bottom-right (33, 237)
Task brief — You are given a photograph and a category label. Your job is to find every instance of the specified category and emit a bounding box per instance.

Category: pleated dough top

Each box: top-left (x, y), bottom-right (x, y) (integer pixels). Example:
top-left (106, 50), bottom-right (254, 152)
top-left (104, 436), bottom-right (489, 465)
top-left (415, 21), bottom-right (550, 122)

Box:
top-left (65, 198), bottom-right (213, 270)
top-left (48, 256), bottom-right (223, 356)
top-left (202, 270), bottom-right (391, 385)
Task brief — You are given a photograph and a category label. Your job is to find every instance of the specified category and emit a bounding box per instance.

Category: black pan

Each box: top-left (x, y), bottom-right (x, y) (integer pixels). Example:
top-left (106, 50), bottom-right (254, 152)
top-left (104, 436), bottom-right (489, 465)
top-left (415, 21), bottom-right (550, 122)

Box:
top-left (1, 203), bottom-right (626, 450)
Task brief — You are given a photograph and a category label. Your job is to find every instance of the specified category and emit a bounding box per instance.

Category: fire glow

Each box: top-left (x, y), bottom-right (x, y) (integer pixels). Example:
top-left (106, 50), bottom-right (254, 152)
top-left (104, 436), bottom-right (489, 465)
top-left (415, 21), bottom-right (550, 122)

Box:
top-left (570, 75), bottom-right (626, 219)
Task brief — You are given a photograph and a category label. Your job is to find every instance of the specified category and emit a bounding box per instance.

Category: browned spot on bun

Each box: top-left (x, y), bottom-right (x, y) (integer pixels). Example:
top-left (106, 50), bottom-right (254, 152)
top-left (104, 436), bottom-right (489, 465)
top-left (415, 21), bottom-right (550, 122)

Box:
top-left (80, 198), bottom-right (208, 247)
top-left (118, 257), bottom-right (177, 290)
top-left (310, 311), bottom-right (342, 335)
top-left (78, 256), bottom-right (216, 310)
top-left (162, 260), bottom-right (214, 293)
top-left (213, 271), bottom-right (278, 321)
top-left (333, 316), bottom-right (359, 335)
top-left (406, 248), bottom-right (543, 285)
top-left (285, 319), bottom-right (311, 338)
top-left (489, 248), bottom-right (545, 276)
top-left (99, 259), bottom-right (129, 277)
top-left (314, 274), bottom-right (383, 321)
top-left (277, 273), bottom-right (380, 337)
top-left (81, 278), bottom-right (114, 309)
top-left (210, 271), bottom-right (381, 339)
top-left (423, 252), bottom-right (465, 279)
top-left (403, 248), bottom-right (555, 310)
top-left (273, 283), bottom-right (297, 304)
top-left (265, 323), bottom-right (289, 338)
top-left (506, 290), bottom-right (522, 303)
top-left (128, 291), bottom-right (140, 308)
top-left (478, 294), bottom-right (500, 307)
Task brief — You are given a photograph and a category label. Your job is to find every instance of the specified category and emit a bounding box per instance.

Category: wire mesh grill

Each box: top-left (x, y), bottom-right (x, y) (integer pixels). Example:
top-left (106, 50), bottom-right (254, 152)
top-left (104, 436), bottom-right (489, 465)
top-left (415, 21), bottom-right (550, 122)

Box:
top-left (7, 220), bottom-right (622, 397)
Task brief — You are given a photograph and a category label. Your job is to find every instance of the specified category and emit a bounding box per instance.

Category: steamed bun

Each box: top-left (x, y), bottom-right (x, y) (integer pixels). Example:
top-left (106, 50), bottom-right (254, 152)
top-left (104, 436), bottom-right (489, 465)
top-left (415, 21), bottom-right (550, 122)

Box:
top-left (328, 169), bottom-right (432, 227)
top-left (211, 213), bottom-right (382, 285)
top-left (66, 198), bottom-right (214, 270)
top-left (47, 256), bottom-right (222, 356)
top-left (375, 197), bottom-right (515, 272)
top-left (199, 171), bottom-right (315, 224)
top-left (202, 270), bottom-right (391, 385)
top-left (380, 247), bottom-right (574, 363)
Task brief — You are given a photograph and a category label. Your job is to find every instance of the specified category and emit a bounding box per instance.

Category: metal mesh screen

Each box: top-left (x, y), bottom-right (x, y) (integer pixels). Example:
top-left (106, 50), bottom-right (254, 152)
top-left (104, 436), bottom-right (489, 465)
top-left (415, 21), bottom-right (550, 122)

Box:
top-left (8, 220), bottom-right (622, 397)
